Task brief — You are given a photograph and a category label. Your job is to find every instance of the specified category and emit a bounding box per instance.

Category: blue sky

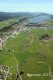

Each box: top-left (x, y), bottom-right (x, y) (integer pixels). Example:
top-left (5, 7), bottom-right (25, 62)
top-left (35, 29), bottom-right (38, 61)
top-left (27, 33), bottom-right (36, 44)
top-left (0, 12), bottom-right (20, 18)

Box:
top-left (0, 0), bottom-right (53, 14)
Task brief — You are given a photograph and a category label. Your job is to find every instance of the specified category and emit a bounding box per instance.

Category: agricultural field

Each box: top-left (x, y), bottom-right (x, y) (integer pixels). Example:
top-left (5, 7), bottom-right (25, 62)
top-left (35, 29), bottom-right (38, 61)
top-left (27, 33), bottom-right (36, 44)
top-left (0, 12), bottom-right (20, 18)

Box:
top-left (0, 28), bottom-right (53, 80)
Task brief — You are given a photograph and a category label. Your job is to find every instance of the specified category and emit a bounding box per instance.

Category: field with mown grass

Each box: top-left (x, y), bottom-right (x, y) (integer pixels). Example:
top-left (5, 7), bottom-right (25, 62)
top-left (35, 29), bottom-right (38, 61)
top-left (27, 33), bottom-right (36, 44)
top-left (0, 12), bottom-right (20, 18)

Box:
top-left (0, 28), bottom-right (53, 80)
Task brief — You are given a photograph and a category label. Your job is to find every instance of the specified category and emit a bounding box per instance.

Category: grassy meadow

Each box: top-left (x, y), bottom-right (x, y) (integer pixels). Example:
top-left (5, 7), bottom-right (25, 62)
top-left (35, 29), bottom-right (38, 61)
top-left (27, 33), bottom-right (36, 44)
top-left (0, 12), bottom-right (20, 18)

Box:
top-left (0, 28), bottom-right (53, 80)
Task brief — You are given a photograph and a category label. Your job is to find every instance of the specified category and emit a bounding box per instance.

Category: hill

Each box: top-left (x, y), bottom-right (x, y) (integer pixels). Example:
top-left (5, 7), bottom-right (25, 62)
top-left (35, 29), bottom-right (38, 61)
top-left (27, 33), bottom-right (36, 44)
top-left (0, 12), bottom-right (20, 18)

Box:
top-left (0, 12), bottom-right (53, 22)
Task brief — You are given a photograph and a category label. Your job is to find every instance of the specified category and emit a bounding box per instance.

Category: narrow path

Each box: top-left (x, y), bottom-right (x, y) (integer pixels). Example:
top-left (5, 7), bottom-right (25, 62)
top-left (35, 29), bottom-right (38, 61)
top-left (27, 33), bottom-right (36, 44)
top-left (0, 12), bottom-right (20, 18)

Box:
top-left (5, 48), bottom-right (23, 80)
top-left (29, 36), bottom-right (34, 45)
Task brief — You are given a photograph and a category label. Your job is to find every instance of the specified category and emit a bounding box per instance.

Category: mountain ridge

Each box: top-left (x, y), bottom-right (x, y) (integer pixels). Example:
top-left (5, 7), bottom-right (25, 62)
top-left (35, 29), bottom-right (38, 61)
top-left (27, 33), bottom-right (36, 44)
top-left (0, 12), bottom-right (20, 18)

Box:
top-left (0, 12), bottom-right (53, 22)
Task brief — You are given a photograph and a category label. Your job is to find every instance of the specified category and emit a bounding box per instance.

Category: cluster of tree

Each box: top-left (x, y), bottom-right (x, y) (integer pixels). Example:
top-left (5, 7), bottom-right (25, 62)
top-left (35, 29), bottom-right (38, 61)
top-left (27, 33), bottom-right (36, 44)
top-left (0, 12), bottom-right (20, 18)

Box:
top-left (0, 22), bottom-right (18, 32)
top-left (39, 34), bottom-right (49, 40)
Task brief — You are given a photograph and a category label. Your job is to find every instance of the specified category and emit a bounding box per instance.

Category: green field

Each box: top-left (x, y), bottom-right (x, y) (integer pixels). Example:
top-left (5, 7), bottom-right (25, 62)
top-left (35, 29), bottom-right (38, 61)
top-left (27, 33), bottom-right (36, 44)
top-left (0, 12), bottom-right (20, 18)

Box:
top-left (0, 17), bottom-right (19, 28)
top-left (0, 28), bottom-right (53, 80)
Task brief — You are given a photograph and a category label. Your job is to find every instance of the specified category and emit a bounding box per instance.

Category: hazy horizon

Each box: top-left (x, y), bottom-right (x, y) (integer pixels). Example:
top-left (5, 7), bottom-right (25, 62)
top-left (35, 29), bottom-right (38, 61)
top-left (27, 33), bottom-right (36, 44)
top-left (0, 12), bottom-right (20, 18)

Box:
top-left (0, 0), bottom-right (53, 14)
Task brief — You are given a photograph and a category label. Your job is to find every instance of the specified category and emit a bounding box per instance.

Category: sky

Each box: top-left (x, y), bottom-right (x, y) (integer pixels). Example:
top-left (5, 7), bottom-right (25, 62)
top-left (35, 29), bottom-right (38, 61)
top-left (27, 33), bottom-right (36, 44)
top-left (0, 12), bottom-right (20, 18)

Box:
top-left (0, 0), bottom-right (53, 14)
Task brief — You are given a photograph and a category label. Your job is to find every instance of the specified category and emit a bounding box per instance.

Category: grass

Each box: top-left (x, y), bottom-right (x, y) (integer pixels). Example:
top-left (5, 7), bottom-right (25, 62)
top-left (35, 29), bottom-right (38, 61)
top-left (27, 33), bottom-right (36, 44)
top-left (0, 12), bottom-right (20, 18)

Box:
top-left (0, 17), bottom-right (19, 28)
top-left (0, 28), bottom-right (53, 80)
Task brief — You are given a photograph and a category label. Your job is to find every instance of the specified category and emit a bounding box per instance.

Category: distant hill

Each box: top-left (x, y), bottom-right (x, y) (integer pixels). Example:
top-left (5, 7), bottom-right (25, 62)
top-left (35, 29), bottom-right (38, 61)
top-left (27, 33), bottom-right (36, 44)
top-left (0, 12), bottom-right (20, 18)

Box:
top-left (0, 12), bottom-right (53, 22)
top-left (0, 12), bottom-right (33, 21)
top-left (0, 12), bottom-right (19, 21)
